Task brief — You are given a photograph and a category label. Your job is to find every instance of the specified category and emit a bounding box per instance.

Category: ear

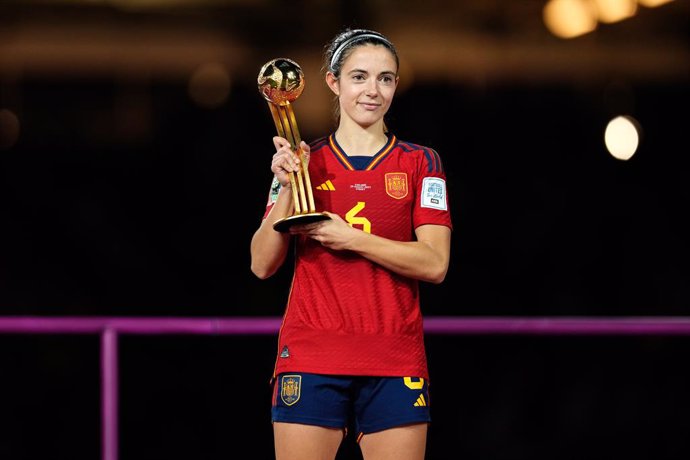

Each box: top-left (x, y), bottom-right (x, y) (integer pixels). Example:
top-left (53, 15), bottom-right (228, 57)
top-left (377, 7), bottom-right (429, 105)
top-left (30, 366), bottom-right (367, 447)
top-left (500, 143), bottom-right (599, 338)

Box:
top-left (325, 72), bottom-right (339, 96)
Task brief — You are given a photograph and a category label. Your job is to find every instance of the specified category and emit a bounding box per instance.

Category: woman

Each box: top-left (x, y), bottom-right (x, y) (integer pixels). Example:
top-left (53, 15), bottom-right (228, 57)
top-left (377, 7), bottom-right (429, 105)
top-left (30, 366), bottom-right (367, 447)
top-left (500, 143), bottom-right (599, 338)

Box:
top-left (250, 28), bottom-right (453, 460)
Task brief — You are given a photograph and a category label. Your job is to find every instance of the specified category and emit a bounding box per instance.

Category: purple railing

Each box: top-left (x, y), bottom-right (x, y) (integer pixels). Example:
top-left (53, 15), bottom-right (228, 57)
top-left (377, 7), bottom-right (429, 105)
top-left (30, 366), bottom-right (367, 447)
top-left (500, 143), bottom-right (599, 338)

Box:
top-left (2, 315), bottom-right (690, 460)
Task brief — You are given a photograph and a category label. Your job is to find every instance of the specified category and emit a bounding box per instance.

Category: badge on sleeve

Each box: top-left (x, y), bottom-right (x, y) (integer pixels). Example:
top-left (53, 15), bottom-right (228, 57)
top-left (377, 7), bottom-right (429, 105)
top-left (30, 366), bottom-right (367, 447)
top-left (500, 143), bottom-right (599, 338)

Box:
top-left (268, 175), bottom-right (281, 205)
top-left (421, 177), bottom-right (447, 210)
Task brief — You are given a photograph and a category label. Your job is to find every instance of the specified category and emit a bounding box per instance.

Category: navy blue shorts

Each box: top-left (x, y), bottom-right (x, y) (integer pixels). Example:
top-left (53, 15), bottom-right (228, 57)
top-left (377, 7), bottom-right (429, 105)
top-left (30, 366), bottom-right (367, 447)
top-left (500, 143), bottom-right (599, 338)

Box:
top-left (271, 373), bottom-right (431, 436)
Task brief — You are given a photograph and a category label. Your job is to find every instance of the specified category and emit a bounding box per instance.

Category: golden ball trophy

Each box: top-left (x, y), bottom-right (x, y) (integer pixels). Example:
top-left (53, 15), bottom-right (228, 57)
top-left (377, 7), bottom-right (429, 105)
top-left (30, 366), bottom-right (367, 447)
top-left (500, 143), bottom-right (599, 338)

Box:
top-left (257, 58), bottom-right (330, 232)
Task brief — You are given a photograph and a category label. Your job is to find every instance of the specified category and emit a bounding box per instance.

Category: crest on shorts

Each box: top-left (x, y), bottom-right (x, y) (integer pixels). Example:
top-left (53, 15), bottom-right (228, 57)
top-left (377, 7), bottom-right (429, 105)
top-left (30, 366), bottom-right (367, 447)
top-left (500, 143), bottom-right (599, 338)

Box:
top-left (385, 172), bottom-right (408, 199)
top-left (280, 374), bottom-right (301, 406)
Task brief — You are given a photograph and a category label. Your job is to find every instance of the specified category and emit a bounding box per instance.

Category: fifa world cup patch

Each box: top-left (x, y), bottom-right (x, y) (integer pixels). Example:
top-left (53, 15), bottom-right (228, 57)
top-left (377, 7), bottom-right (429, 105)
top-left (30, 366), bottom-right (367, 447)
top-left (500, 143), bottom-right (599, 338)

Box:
top-left (268, 176), bottom-right (281, 205)
top-left (421, 177), bottom-right (447, 210)
top-left (280, 374), bottom-right (301, 406)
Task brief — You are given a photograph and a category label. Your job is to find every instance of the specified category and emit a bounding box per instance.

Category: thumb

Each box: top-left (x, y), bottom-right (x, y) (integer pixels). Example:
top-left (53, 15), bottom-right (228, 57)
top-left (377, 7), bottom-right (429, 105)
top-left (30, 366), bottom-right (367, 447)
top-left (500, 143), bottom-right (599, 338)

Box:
top-left (299, 140), bottom-right (311, 164)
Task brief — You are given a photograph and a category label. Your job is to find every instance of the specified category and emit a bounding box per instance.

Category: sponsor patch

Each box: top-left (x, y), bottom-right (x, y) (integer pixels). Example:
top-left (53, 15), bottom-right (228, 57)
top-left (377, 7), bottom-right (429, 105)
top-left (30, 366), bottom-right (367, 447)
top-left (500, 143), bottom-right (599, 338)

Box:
top-left (280, 374), bottom-right (301, 406)
top-left (421, 177), bottom-right (447, 210)
top-left (385, 172), bottom-right (408, 199)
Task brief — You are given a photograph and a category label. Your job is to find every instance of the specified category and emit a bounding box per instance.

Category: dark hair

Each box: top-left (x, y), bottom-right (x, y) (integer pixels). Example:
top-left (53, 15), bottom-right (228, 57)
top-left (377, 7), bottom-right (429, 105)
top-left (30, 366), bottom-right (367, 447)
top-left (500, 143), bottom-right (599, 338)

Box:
top-left (322, 28), bottom-right (399, 130)
top-left (322, 28), bottom-right (399, 78)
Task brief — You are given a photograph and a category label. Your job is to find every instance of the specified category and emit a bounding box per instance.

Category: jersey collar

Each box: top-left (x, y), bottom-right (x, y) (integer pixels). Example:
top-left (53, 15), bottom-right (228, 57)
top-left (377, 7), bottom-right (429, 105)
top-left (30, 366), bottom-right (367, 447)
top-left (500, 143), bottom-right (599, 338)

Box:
top-left (328, 133), bottom-right (397, 171)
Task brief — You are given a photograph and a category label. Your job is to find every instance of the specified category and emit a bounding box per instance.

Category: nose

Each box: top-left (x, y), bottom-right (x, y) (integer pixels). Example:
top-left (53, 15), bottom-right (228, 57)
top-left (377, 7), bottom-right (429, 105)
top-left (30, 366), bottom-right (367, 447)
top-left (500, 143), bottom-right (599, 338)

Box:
top-left (364, 79), bottom-right (378, 96)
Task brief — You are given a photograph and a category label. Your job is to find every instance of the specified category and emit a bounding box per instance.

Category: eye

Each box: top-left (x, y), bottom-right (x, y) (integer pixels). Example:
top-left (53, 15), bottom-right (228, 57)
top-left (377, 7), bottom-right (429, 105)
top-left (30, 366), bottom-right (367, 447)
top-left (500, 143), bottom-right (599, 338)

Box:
top-left (380, 74), bottom-right (395, 84)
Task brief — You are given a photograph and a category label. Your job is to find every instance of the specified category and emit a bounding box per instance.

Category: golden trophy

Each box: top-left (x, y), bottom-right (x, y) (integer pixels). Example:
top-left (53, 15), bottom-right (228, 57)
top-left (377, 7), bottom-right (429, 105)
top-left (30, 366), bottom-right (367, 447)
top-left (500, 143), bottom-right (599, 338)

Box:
top-left (257, 58), bottom-right (330, 232)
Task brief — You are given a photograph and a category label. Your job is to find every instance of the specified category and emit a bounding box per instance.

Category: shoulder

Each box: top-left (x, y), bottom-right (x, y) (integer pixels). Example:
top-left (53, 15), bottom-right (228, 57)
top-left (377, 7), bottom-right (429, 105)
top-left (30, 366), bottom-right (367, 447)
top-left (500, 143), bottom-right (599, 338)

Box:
top-left (308, 135), bottom-right (330, 151)
top-left (394, 137), bottom-right (445, 174)
top-left (395, 137), bottom-right (440, 158)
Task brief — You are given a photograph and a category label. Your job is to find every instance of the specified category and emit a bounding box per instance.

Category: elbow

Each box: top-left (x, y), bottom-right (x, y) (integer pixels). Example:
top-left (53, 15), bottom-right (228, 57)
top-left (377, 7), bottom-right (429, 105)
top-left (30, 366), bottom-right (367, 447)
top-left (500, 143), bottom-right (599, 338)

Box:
top-left (426, 271), bottom-right (447, 285)
top-left (251, 263), bottom-right (275, 280)
top-left (250, 247), bottom-right (288, 280)
top-left (424, 262), bottom-right (449, 284)
top-left (250, 230), bottom-right (289, 280)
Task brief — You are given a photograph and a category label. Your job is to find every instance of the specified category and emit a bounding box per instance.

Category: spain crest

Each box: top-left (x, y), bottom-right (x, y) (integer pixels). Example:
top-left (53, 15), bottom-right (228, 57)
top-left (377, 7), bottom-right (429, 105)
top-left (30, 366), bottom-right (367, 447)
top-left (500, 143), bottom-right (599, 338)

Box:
top-left (385, 172), bottom-right (408, 199)
top-left (280, 374), bottom-right (301, 406)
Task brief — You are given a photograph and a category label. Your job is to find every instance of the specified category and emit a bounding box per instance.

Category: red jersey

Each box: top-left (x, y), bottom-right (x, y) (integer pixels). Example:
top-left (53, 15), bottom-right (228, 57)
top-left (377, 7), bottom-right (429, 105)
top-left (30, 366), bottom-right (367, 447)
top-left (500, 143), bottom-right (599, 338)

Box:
top-left (262, 134), bottom-right (453, 380)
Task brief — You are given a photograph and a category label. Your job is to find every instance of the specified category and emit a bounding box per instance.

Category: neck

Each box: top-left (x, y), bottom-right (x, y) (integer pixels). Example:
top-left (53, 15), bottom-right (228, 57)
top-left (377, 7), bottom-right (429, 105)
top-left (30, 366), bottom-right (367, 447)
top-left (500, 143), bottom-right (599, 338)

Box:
top-left (334, 122), bottom-right (388, 157)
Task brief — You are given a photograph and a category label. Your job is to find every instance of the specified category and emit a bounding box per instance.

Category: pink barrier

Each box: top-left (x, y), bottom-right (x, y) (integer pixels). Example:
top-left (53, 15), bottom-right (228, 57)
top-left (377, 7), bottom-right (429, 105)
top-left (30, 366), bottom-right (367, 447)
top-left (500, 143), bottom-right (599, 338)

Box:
top-left (2, 315), bottom-right (690, 460)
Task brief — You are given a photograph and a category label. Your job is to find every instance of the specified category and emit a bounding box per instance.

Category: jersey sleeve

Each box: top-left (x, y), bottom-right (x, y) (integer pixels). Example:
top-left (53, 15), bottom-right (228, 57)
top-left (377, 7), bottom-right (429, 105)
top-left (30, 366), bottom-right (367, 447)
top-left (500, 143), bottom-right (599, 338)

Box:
top-left (412, 147), bottom-right (453, 230)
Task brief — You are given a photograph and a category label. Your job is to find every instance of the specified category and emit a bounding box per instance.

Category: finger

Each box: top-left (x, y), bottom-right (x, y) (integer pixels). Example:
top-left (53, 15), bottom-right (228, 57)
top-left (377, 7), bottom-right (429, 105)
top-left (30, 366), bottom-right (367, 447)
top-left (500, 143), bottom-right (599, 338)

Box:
top-left (273, 136), bottom-right (291, 150)
top-left (299, 141), bottom-right (310, 154)
top-left (321, 211), bottom-right (340, 221)
top-left (299, 140), bottom-right (310, 159)
top-left (274, 147), bottom-right (300, 171)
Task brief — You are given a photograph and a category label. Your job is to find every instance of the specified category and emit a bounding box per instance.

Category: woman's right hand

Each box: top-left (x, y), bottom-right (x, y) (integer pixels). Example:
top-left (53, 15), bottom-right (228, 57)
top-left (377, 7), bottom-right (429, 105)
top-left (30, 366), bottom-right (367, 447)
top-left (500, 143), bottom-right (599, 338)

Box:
top-left (271, 136), bottom-right (310, 188)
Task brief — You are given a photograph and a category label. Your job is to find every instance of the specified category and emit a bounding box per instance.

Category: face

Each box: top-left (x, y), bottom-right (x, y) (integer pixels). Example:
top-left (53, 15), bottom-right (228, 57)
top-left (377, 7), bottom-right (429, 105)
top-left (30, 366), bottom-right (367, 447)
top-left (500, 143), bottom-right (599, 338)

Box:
top-left (327, 44), bottom-right (399, 129)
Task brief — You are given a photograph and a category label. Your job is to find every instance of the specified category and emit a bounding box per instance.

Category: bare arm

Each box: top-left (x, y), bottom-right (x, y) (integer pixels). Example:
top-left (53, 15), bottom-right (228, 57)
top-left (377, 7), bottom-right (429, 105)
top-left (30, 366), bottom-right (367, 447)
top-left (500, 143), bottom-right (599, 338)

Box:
top-left (249, 186), bottom-right (293, 279)
top-left (249, 136), bottom-right (308, 279)
top-left (290, 213), bottom-right (451, 284)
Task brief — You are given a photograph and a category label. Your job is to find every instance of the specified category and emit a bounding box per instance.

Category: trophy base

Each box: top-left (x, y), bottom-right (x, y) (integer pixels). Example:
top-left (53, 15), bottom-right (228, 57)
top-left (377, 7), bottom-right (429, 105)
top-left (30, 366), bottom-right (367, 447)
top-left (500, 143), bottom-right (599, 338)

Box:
top-left (273, 212), bottom-right (331, 233)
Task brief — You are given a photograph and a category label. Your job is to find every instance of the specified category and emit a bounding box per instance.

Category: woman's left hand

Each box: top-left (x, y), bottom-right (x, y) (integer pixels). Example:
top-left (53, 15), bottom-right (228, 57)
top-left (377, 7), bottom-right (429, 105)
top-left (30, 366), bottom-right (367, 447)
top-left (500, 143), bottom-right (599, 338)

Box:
top-left (288, 212), bottom-right (357, 251)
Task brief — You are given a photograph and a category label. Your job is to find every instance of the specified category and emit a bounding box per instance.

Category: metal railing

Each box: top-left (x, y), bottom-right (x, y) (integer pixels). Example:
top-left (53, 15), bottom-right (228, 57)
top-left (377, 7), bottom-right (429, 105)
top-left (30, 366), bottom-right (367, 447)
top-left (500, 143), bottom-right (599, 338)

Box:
top-left (2, 315), bottom-right (690, 460)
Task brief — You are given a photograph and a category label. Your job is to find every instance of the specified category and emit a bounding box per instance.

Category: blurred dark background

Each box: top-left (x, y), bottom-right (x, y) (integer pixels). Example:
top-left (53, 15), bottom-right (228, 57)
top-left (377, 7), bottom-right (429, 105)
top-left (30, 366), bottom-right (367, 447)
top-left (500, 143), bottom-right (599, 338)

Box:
top-left (0, 0), bottom-right (689, 459)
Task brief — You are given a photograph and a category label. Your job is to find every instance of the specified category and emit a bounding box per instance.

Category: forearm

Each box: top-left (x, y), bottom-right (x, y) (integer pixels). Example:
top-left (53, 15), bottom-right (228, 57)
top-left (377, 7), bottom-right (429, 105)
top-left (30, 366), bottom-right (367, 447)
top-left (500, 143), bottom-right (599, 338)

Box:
top-left (348, 225), bottom-right (451, 284)
top-left (250, 187), bottom-right (294, 279)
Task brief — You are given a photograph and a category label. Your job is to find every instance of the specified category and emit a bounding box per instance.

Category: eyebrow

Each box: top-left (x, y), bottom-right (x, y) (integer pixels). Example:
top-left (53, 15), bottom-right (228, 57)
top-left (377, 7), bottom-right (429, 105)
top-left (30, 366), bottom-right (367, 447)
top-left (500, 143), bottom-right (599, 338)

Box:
top-left (347, 69), bottom-right (397, 77)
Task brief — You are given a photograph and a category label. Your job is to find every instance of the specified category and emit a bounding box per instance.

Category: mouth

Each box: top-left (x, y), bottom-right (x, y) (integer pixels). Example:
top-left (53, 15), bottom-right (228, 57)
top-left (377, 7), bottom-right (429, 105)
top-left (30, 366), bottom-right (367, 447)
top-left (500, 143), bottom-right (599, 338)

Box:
top-left (359, 102), bottom-right (381, 110)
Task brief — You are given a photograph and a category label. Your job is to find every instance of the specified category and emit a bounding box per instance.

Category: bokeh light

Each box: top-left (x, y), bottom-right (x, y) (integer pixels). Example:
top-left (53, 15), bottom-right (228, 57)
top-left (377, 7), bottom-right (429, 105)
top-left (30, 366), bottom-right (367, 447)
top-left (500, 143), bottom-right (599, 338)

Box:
top-left (188, 62), bottom-right (231, 109)
top-left (604, 115), bottom-right (640, 160)
top-left (543, 0), bottom-right (598, 38)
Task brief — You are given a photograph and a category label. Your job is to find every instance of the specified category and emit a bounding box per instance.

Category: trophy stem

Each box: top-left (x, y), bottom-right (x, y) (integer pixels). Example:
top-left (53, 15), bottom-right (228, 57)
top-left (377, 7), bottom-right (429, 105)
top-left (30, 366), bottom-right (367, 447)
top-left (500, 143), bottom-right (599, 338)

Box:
top-left (279, 104), bottom-right (309, 212)
top-left (286, 104), bottom-right (317, 213)
top-left (287, 172), bottom-right (301, 213)
top-left (286, 104), bottom-right (302, 146)
top-left (268, 102), bottom-right (286, 138)
top-left (268, 102), bottom-right (302, 213)
top-left (302, 166), bottom-right (316, 212)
